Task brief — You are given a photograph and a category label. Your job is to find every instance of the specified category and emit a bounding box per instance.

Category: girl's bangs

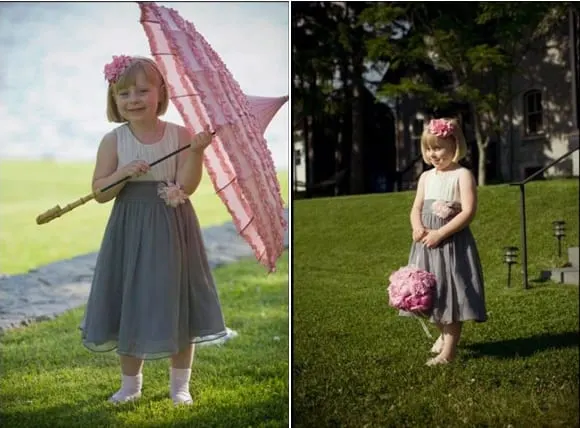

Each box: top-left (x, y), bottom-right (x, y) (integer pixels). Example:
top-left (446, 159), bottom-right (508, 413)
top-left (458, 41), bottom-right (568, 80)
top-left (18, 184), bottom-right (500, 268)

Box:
top-left (421, 132), bottom-right (442, 148)
top-left (114, 62), bottom-right (159, 91)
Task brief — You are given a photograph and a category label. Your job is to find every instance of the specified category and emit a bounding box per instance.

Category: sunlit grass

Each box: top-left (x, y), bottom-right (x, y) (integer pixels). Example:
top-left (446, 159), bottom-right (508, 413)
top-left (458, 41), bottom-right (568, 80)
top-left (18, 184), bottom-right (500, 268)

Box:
top-left (0, 252), bottom-right (289, 427)
top-left (0, 160), bottom-right (288, 274)
top-left (293, 179), bottom-right (579, 427)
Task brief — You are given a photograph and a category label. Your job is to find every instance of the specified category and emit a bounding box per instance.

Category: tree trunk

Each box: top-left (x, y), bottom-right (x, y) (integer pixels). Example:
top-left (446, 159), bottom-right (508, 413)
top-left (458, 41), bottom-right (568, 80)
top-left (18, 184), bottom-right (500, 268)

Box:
top-left (477, 143), bottom-right (487, 186)
top-left (350, 52), bottom-right (365, 195)
top-left (304, 74), bottom-right (315, 198)
top-left (337, 55), bottom-right (350, 197)
top-left (342, 1), bottom-right (365, 195)
top-left (472, 106), bottom-right (488, 185)
top-left (335, 117), bottom-right (343, 197)
top-left (293, 78), bottom-right (302, 195)
top-left (507, 74), bottom-right (514, 181)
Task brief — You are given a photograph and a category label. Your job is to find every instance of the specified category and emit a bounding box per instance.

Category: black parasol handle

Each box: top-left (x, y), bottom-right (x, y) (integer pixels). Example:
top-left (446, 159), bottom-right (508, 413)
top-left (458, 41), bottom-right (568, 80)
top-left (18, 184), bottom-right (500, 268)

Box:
top-left (100, 130), bottom-right (216, 193)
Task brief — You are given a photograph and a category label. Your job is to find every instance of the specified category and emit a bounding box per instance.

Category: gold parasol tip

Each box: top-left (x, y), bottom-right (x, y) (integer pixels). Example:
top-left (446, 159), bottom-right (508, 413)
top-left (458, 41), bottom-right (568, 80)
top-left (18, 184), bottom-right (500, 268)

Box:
top-left (36, 206), bottom-right (62, 225)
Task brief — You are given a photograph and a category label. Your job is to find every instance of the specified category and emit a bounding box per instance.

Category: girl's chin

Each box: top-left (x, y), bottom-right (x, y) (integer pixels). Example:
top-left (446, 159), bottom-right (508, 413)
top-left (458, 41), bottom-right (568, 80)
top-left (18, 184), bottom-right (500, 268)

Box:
top-left (434, 163), bottom-right (453, 171)
top-left (124, 113), bottom-right (156, 122)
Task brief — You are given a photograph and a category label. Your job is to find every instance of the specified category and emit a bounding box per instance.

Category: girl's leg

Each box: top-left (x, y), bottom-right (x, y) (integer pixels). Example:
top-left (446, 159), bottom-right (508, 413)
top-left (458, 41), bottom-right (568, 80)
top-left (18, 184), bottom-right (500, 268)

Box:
top-left (169, 344), bottom-right (195, 405)
top-left (109, 355), bottom-right (144, 403)
top-left (431, 322), bottom-right (445, 353)
top-left (427, 322), bottom-right (462, 365)
top-left (171, 344), bottom-right (195, 369)
top-left (121, 355), bottom-right (145, 376)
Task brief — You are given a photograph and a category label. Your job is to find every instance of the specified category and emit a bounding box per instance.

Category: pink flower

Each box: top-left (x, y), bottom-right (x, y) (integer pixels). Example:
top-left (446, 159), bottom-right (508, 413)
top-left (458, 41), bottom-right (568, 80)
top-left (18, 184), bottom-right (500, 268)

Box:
top-left (157, 182), bottom-right (188, 207)
top-left (103, 55), bottom-right (134, 84)
top-left (428, 119), bottom-right (454, 138)
top-left (387, 266), bottom-right (437, 314)
top-left (432, 200), bottom-right (461, 219)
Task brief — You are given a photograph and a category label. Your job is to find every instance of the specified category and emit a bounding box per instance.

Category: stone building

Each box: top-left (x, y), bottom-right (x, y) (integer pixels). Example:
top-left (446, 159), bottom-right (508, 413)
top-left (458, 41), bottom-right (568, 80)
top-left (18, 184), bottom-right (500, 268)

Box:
top-left (394, 12), bottom-right (579, 188)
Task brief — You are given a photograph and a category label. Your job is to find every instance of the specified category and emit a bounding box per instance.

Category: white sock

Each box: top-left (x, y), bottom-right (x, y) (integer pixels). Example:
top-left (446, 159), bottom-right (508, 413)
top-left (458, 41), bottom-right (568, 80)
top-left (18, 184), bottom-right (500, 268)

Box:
top-left (109, 373), bottom-right (143, 403)
top-left (170, 368), bottom-right (193, 405)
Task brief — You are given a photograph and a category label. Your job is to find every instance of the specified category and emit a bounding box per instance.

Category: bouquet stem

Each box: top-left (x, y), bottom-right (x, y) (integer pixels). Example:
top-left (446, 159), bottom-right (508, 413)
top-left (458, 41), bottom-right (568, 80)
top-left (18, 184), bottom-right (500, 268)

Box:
top-left (414, 311), bottom-right (433, 339)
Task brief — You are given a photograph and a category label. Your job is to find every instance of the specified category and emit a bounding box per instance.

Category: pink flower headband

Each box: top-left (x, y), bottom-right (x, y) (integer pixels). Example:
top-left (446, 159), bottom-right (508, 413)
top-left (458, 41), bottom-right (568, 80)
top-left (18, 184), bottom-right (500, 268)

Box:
top-left (428, 119), bottom-right (455, 138)
top-left (104, 55), bottom-right (134, 84)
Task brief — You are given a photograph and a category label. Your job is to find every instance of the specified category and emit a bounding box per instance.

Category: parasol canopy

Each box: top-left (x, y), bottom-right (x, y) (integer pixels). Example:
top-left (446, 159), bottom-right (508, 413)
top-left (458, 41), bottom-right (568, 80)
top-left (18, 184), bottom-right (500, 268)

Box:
top-left (245, 95), bottom-right (289, 135)
top-left (138, 2), bottom-right (287, 272)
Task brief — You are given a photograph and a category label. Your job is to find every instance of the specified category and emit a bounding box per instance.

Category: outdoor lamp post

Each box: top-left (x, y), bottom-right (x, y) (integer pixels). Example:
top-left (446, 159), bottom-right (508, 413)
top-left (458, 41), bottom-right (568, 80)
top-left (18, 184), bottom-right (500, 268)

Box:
top-left (552, 220), bottom-right (566, 257)
top-left (504, 247), bottom-right (519, 288)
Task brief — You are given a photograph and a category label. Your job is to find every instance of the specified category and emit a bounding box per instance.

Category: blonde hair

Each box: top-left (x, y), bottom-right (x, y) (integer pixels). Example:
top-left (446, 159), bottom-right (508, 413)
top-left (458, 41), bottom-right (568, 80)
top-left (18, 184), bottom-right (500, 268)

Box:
top-left (106, 57), bottom-right (169, 123)
top-left (420, 117), bottom-right (467, 165)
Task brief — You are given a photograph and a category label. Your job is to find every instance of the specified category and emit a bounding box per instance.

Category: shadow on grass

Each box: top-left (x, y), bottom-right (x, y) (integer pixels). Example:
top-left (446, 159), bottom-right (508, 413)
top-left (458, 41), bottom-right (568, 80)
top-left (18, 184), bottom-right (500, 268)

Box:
top-left (1, 390), bottom-right (287, 428)
top-left (165, 395), bottom-right (288, 428)
top-left (0, 397), bottom-right (117, 428)
top-left (464, 331), bottom-right (579, 359)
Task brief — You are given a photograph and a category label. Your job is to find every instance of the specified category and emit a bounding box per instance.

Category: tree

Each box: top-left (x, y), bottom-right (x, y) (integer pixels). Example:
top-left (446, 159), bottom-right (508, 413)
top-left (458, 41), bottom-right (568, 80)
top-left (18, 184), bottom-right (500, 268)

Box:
top-left (292, 1), bottom-right (374, 196)
top-left (362, 2), bottom-right (567, 185)
top-left (292, 2), bottom-right (340, 196)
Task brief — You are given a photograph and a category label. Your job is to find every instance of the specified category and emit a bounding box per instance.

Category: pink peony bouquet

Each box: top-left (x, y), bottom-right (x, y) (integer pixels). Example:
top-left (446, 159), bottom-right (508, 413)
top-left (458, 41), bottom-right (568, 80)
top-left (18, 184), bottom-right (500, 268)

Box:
top-left (387, 266), bottom-right (437, 315)
top-left (157, 181), bottom-right (188, 207)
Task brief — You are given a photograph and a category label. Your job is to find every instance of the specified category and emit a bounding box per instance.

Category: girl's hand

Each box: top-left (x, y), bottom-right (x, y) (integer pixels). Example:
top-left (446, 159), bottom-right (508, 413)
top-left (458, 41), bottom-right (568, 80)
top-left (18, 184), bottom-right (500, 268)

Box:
top-left (190, 126), bottom-right (214, 154)
top-left (412, 227), bottom-right (427, 242)
top-left (121, 160), bottom-right (150, 178)
top-left (421, 229), bottom-right (444, 248)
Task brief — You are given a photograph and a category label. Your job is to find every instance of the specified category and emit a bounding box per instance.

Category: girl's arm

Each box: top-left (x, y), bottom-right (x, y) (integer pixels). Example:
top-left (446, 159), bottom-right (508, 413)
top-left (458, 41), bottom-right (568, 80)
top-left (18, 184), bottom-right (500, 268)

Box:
top-left (437, 168), bottom-right (477, 240)
top-left (92, 132), bottom-right (149, 203)
top-left (175, 126), bottom-right (204, 196)
top-left (92, 132), bottom-right (126, 203)
top-left (410, 172), bottom-right (427, 231)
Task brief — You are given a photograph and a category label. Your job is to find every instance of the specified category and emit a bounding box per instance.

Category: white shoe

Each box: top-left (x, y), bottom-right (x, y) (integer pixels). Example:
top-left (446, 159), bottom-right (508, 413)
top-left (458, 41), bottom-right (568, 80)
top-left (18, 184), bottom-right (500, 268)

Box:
top-left (170, 368), bottom-right (194, 406)
top-left (109, 390), bottom-right (142, 403)
top-left (109, 373), bottom-right (143, 403)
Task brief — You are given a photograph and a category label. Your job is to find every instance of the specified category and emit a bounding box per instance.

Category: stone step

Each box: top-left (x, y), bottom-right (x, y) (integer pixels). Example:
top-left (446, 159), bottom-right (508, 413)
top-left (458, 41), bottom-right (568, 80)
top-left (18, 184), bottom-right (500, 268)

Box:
top-left (546, 267), bottom-right (580, 285)
top-left (568, 247), bottom-right (579, 268)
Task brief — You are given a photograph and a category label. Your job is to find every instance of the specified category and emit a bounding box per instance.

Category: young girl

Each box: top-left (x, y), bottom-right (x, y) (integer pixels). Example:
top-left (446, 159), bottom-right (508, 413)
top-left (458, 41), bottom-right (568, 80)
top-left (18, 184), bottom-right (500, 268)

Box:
top-left (80, 55), bottom-right (227, 404)
top-left (403, 118), bottom-right (487, 366)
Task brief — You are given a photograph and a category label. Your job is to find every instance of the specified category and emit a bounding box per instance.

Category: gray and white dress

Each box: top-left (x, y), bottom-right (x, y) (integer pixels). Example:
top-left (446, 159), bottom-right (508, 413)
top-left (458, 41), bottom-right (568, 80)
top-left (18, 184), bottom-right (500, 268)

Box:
top-left (80, 122), bottom-right (227, 360)
top-left (400, 167), bottom-right (487, 324)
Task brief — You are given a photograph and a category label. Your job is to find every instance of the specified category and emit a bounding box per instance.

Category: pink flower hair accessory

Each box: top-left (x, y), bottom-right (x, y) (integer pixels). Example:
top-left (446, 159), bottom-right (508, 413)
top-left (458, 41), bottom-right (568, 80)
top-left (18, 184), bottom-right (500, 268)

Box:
top-left (428, 119), bottom-right (455, 138)
top-left (104, 55), bottom-right (134, 84)
top-left (157, 181), bottom-right (188, 207)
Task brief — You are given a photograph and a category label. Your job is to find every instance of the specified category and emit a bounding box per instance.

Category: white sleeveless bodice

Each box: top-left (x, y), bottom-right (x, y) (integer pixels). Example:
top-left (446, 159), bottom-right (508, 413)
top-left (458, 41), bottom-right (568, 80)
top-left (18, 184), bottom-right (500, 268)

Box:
top-left (424, 167), bottom-right (463, 203)
top-left (115, 122), bottom-right (180, 182)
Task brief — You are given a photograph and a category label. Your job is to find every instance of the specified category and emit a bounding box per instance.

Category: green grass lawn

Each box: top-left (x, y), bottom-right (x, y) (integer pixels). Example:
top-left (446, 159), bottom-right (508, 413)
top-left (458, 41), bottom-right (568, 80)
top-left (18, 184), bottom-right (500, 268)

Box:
top-left (0, 160), bottom-right (288, 275)
top-left (0, 252), bottom-right (289, 428)
top-left (0, 159), bottom-right (289, 426)
top-left (293, 179), bottom-right (579, 427)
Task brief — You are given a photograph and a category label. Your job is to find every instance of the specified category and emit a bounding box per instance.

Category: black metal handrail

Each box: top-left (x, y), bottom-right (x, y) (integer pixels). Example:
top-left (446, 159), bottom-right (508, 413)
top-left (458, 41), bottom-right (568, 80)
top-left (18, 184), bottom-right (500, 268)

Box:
top-left (509, 143), bottom-right (579, 289)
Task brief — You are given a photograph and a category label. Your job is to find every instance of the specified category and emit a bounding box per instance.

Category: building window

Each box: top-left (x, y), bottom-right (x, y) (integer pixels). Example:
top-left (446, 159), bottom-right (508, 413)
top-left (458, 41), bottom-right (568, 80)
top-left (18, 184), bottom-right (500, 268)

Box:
top-left (411, 119), bottom-right (424, 158)
top-left (523, 90), bottom-right (543, 136)
top-left (294, 149), bottom-right (302, 166)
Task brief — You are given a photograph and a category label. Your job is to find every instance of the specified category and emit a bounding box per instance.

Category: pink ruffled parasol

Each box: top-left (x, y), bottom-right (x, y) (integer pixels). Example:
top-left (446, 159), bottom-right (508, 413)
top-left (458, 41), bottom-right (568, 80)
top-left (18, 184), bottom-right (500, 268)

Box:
top-left (138, 2), bottom-right (287, 272)
top-left (246, 95), bottom-right (289, 135)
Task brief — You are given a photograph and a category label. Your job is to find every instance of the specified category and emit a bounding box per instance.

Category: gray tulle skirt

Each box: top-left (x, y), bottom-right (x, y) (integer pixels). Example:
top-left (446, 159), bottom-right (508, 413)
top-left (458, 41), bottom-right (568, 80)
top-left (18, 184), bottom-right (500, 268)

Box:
top-left (399, 199), bottom-right (487, 324)
top-left (80, 181), bottom-right (227, 359)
